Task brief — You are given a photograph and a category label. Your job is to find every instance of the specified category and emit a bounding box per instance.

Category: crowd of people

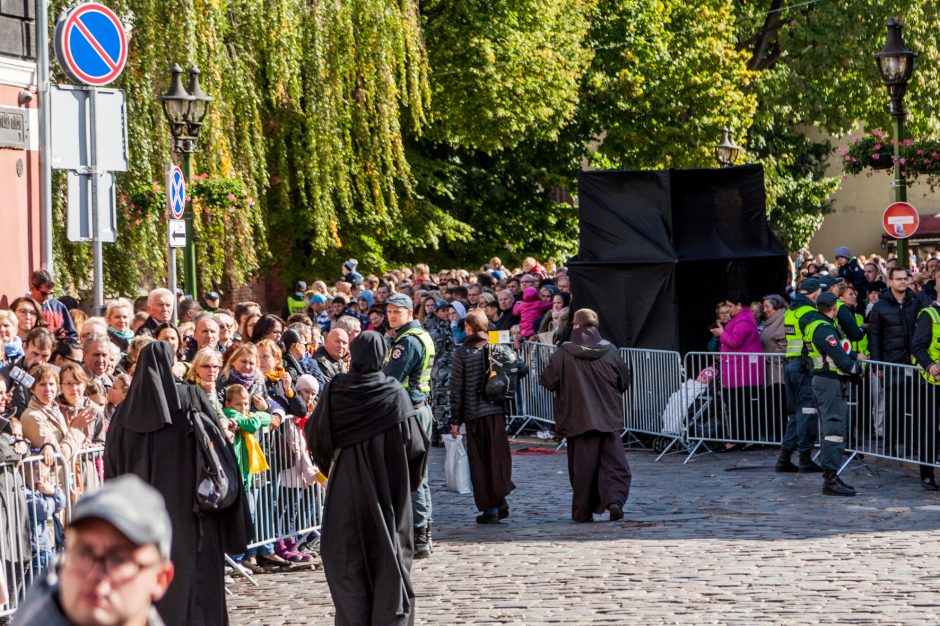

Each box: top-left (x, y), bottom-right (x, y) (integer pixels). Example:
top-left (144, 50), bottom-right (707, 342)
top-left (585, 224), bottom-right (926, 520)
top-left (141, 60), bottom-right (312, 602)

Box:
top-left (0, 257), bottom-right (575, 624)
top-left (706, 246), bottom-right (940, 495)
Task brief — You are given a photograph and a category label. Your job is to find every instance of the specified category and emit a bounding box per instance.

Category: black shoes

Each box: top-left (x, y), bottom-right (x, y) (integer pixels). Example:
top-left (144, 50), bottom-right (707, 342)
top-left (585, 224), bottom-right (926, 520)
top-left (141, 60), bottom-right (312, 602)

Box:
top-left (775, 450), bottom-right (799, 473)
top-left (476, 511), bottom-right (500, 524)
top-left (798, 451), bottom-right (824, 473)
top-left (607, 502), bottom-right (624, 521)
top-left (822, 471), bottom-right (856, 496)
top-left (498, 501), bottom-right (510, 519)
top-left (414, 526), bottom-right (431, 559)
top-left (922, 476), bottom-right (938, 491)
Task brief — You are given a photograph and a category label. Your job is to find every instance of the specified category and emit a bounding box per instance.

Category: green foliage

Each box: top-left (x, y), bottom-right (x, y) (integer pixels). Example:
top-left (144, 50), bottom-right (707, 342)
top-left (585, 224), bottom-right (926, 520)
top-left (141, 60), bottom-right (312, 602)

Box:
top-left (421, 0), bottom-right (594, 152)
top-left (582, 0), bottom-right (757, 170)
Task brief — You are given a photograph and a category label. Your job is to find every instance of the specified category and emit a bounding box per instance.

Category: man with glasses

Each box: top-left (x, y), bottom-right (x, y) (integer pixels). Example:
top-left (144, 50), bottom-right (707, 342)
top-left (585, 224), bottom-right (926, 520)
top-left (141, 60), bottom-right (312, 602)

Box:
top-left (15, 474), bottom-right (175, 625)
top-left (2, 326), bottom-right (55, 418)
top-left (29, 269), bottom-right (77, 340)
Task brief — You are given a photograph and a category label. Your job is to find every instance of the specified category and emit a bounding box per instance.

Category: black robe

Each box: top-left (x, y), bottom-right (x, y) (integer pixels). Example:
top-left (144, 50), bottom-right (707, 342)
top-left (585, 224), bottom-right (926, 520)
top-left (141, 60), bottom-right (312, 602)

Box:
top-left (308, 331), bottom-right (427, 626)
top-left (104, 341), bottom-right (249, 626)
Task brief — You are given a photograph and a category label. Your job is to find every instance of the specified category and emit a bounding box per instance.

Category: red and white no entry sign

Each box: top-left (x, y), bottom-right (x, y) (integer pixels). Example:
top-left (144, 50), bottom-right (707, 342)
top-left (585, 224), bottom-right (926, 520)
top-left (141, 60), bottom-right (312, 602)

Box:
top-left (882, 202), bottom-right (919, 239)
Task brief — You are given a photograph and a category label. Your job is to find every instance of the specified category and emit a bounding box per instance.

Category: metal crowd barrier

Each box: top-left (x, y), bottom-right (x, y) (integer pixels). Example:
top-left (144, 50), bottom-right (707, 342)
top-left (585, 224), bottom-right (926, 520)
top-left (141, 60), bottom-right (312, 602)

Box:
top-left (508, 342), bottom-right (558, 436)
top-left (682, 351), bottom-right (788, 461)
top-left (621, 348), bottom-right (685, 458)
top-left (242, 425), bottom-right (324, 551)
top-left (0, 452), bottom-right (71, 620)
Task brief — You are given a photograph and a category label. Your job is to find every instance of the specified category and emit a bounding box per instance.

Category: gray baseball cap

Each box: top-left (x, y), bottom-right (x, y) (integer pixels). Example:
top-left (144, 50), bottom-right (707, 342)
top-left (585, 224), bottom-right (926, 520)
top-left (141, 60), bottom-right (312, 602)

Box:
top-left (70, 475), bottom-right (173, 560)
top-left (385, 293), bottom-right (414, 311)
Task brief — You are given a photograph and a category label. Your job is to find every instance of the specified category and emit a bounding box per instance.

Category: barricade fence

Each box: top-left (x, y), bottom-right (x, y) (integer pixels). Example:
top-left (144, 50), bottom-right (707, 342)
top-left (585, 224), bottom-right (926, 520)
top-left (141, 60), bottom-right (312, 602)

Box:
top-left (513, 342), bottom-right (940, 473)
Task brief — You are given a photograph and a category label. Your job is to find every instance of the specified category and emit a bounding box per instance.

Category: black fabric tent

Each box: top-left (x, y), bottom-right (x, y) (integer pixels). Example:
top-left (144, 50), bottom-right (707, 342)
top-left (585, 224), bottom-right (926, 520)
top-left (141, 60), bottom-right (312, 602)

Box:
top-left (568, 165), bottom-right (788, 353)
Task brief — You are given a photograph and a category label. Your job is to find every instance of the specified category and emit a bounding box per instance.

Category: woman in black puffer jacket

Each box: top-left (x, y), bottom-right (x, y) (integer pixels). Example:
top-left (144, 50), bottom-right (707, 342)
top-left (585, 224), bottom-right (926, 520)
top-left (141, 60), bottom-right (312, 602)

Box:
top-left (449, 310), bottom-right (515, 524)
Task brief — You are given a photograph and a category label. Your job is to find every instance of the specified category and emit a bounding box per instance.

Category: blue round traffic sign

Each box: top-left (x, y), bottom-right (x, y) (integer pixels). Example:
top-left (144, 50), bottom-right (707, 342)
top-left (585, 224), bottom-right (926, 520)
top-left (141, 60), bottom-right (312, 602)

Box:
top-left (168, 166), bottom-right (186, 219)
top-left (55, 3), bottom-right (128, 87)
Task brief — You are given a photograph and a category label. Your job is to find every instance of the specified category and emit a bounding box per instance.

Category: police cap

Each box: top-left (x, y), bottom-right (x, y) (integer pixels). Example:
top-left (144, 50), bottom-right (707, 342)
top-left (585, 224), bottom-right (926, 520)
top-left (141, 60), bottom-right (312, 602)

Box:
top-left (385, 293), bottom-right (414, 311)
top-left (798, 277), bottom-right (821, 294)
top-left (816, 292), bottom-right (838, 308)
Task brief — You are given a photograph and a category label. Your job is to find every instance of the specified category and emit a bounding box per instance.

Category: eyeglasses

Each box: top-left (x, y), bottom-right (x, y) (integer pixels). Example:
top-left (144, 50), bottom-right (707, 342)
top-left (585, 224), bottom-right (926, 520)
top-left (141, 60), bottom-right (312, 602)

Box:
top-left (15, 309), bottom-right (38, 318)
top-left (63, 546), bottom-right (161, 582)
top-left (198, 364), bottom-right (222, 370)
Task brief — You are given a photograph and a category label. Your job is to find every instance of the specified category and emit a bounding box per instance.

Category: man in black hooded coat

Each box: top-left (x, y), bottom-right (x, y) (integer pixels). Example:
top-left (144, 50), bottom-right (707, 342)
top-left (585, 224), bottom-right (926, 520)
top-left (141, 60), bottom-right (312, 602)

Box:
top-left (308, 331), bottom-right (427, 626)
top-left (104, 341), bottom-right (249, 625)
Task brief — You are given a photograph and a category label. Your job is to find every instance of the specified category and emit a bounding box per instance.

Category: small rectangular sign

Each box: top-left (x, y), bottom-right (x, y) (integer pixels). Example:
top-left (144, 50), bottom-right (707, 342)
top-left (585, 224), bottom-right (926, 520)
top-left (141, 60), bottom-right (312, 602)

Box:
top-left (168, 219), bottom-right (186, 248)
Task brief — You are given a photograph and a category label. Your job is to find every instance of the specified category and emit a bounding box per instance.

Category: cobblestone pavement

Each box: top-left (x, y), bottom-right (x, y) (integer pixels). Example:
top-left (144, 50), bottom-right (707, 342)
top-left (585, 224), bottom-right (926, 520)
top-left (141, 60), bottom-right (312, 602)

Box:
top-left (228, 443), bottom-right (940, 625)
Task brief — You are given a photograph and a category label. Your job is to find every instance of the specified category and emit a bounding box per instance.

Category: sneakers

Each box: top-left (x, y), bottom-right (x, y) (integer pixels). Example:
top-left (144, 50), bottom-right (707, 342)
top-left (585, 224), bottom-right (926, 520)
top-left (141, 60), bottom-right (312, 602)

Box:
top-left (607, 502), bottom-right (624, 521)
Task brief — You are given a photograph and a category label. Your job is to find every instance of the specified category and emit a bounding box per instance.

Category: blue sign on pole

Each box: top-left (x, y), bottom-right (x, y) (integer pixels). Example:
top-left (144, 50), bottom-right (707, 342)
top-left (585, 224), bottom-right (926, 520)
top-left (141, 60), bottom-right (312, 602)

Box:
top-left (167, 165), bottom-right (186, 219)
top-left (54, 3), bottom-right (128, 87)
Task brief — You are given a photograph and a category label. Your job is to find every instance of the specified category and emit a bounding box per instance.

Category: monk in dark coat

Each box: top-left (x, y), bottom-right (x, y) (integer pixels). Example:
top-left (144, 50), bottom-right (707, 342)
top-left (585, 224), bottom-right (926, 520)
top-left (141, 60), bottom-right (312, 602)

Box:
top-left (309, 331), bottom-right (427, 626)
top-left (104, 341), bottom-right (249, 625)
top-left (540, 308), bottom-right (633, 523)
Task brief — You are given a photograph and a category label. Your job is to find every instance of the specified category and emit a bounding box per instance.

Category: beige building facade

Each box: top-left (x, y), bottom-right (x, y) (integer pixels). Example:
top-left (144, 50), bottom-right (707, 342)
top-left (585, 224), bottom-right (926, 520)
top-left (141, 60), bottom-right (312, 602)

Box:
top-left (808, 125), bottom-right (940, 262)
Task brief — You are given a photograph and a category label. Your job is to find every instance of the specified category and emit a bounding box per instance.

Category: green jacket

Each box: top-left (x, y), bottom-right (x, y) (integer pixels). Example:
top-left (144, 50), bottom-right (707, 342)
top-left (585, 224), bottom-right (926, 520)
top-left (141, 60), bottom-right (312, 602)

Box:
top-left (223, 407), bottom-right (273, 489)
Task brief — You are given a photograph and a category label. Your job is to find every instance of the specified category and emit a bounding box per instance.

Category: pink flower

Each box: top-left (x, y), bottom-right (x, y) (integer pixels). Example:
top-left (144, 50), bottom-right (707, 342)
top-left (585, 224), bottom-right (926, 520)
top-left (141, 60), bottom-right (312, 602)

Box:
top-left (226, 193), bottom-right (236, 202)
top-left (246, 198), bottom-right (255, 207)
top-left (872, 129), bottom-right (885, 138)
top-left (917, 149), bottom-right (925, 155)
top-left (872, 154), bottom-right (880, 160)
top-left (854, 137), bottom-right (862, 143)
top-left (874, 143), bottom-right (882, 151)
top-left (932, 152), bottom-right (938, 159)
top-left (900, 157), bottom-right (906, 165)
top-left (903, 139), bottom-right (914, 147)
top-left (134, 218), bottom-right (141, 225)
top-left (844, 155), bottom-right (853, 162)
top-left (130, 204), bottom-right (135, 209)
top-left (837, 147), bottom-right (848, 155)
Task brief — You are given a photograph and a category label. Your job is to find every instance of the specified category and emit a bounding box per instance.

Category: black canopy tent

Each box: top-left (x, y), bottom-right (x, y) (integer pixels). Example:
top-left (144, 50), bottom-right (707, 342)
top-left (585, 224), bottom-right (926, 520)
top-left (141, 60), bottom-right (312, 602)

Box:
top-left (568, 165), bottom-right (788, 353)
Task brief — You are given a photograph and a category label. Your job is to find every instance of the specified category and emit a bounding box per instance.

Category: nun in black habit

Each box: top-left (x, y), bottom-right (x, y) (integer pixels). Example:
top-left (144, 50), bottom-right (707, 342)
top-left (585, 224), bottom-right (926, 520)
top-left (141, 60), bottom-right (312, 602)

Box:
top-left (309, 331), bottom-right (428, 626)
top-left (104, 341), bottom-right (249, 625)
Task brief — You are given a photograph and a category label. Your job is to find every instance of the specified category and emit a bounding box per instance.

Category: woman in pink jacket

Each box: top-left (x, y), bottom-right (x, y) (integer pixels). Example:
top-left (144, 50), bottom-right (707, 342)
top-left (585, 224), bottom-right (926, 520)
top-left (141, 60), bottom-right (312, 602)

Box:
top-left (513, 287), bottom-right (552, 339)
top-left (710, 292), bottom-right (764, 449)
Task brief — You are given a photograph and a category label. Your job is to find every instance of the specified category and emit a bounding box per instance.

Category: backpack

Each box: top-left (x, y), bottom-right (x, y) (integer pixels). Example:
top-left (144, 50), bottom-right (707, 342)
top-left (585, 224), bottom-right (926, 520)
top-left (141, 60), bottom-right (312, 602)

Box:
top-left (484, 343), bottom-right (520, 403)
top-left (183, 385), bottom-right (240, 514)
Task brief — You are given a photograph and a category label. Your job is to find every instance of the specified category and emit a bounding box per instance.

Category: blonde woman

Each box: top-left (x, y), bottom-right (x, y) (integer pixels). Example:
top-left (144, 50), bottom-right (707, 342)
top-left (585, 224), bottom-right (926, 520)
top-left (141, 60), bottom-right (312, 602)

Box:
top-left (105, 297), bottom-right (134, 353)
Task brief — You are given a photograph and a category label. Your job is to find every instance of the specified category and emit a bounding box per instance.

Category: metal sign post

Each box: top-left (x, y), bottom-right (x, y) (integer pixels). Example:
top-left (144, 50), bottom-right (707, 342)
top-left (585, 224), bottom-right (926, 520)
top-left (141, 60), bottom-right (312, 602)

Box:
top-left (52, 1), bottom-right (128, 312)
top-left (166, 165), bottom-right (186, 314)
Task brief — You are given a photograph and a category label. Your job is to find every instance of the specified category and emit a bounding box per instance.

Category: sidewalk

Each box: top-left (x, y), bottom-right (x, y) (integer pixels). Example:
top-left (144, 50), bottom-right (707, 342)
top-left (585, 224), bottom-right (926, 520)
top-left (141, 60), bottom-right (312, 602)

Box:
top-left (229, 442), bottom-right (940, 625)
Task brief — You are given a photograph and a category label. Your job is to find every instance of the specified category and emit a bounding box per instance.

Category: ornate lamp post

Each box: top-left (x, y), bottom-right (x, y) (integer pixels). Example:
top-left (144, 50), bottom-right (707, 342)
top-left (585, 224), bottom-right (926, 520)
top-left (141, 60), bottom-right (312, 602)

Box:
top-left (874, 17), bottom-right (916, 269)
top-left (714, 127), bottom-right (741, 167)
top-left (161, 64), bottom-right (213, 296)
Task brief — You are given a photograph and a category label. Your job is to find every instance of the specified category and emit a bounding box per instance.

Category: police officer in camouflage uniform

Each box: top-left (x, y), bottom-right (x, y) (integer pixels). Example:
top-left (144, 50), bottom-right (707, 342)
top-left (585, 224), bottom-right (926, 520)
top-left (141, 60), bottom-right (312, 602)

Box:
top-left (425, 301), bottom-right (455, 447)
top-left (804, 292), bottom-right (868, 496)
top-left (384, 292), bottom-right (437, 558)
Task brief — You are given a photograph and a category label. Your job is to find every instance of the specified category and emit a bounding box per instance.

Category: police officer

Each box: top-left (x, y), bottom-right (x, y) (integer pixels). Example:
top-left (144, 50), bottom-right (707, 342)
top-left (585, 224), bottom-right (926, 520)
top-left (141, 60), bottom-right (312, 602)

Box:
top-left (285, 281), bottom-right (308, 318)
top-left (383, 292), bottom-right (436, 558)
top-left (777, 277), bottom-right (825, 473)
top-left (804, 292), bottom-right (868, 495)
top-left (910, 292), bottom-right (940, 490)
top-left (821, 276), bottom-right (865, 344)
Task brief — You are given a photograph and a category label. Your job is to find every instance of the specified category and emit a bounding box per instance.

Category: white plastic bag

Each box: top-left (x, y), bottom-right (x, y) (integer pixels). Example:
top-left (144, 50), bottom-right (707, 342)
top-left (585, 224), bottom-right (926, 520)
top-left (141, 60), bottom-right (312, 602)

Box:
top-left (443, 428), bottom-right (472, 495)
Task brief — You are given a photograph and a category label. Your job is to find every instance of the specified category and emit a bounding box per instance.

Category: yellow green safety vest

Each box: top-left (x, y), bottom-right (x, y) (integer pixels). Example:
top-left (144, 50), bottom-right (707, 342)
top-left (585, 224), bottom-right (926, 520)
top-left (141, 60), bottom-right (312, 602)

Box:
top-left (804, 319), bottom-right (849, 377)
top-left (392, 326), bottom-right (436, 394)
top-left (286, 296), bottom-right (307, 317)
top-left (784, 304), bottom-right (815, 357)
top-left (834, 301), bottom-right (868, 356)
top-left (915, 307), bottom-right (940, 385)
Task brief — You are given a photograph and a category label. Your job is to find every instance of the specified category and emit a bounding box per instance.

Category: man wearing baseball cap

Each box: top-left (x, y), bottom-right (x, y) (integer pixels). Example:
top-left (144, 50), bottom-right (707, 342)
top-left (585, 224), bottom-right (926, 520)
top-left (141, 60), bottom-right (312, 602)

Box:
top-left (777, 277), bottom-right (826, 473)
top-left (383, 292), bottom-right (436, 559)
top-left (16, 475), bottom-right (175, 625)
top-left (803, 292), bottom-right (869, 495)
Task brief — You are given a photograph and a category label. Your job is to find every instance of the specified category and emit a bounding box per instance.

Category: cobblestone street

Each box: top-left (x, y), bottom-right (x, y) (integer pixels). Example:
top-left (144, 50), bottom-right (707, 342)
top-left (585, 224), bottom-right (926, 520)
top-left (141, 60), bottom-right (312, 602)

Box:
top-left (229, 442), bottom-right (940, 625)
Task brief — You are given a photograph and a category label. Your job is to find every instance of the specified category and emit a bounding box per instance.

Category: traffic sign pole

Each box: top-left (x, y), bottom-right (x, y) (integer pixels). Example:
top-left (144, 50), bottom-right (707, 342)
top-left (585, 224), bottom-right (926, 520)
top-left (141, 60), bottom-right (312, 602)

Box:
top-left (88, 85), bottom-right (104, 315)
top-left (181, 152), bottom-right (197, 298)
top-left (893, 111), bottom-right (908, 269)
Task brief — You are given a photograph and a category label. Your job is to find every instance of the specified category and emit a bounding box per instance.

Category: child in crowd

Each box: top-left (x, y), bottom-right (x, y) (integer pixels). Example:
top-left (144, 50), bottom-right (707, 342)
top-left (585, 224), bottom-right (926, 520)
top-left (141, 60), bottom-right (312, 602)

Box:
top-left (513, 287), bottom-right (552, 339)
top-left (22, 460), bottom-right (65, 578)
top-left (222, 384), bottom-right (287, 571)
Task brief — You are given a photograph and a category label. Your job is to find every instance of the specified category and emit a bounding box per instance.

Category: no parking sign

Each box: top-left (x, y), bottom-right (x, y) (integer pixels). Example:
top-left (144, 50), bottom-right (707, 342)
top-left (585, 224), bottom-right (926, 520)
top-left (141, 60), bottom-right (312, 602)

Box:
top-left (54, 2), bottom-right (128, 87)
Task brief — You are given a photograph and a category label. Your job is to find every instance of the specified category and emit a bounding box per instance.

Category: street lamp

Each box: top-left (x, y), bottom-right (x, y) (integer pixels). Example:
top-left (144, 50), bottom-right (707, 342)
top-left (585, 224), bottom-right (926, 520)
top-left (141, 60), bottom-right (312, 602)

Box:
top-left (874, 17), bottom-right (916, 269)
top-left (161, 64), bottom-right (213, 296)
top-left (714, 127), bottom-right (741, 167)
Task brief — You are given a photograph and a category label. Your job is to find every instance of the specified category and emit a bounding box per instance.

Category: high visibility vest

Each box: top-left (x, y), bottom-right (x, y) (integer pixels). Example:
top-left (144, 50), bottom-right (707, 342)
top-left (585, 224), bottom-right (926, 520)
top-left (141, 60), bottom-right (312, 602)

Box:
top-left (834, 301), bottom-right (868, 356)
top-left (853, 312), bottom-right (869, 356)
top-left (915, 307), bottom-right (940, 385)
top-left (804, 319), bottom-right (849, 377)
top-left (391, 326), bottom-right (436, 394)
top-left (286, 296), bottom-right (307, 317)
top-left (784, 305), bottom-right (815, 357)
